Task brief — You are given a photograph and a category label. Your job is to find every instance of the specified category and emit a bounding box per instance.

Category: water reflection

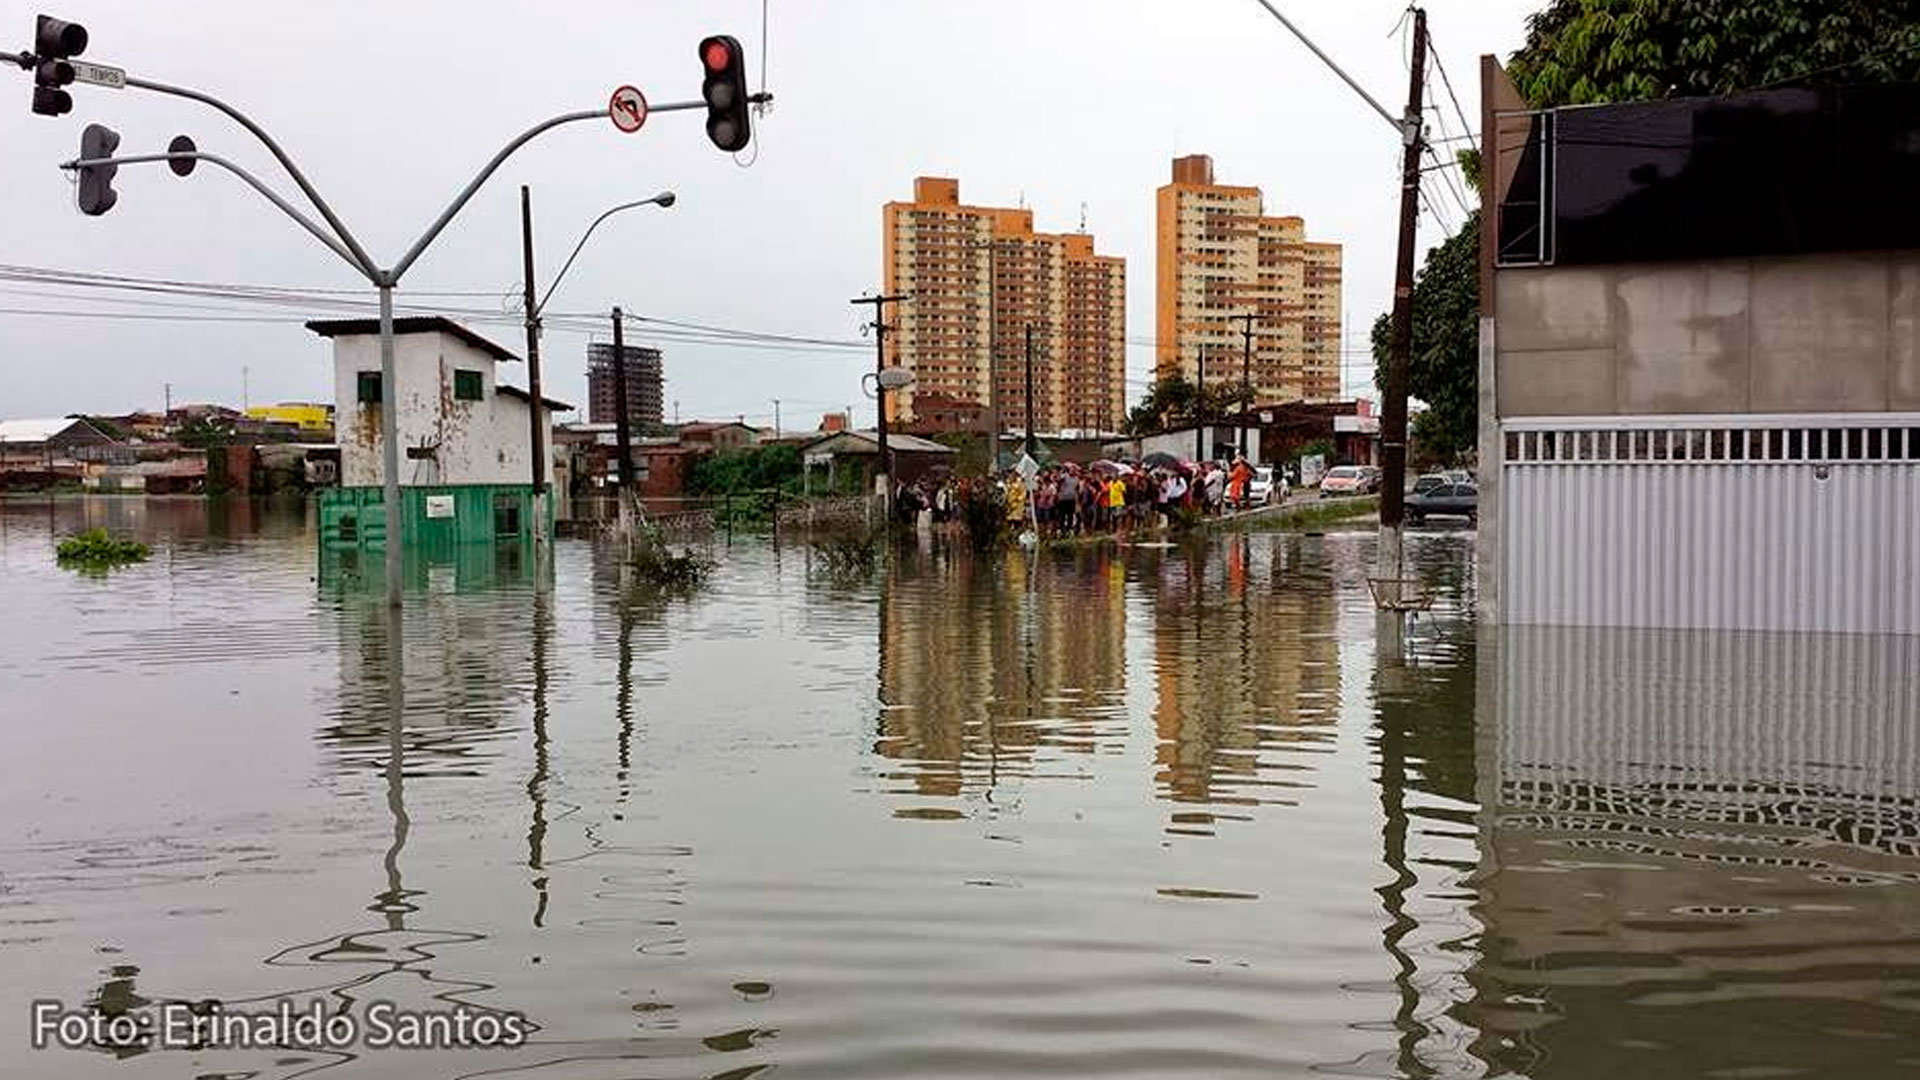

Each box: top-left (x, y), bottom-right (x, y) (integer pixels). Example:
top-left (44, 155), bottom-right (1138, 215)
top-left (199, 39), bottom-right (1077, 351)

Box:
top-left (6, 498), bottom-right (1920, 1079)
top-left (1459, 627), bottom-right (1920, 1078)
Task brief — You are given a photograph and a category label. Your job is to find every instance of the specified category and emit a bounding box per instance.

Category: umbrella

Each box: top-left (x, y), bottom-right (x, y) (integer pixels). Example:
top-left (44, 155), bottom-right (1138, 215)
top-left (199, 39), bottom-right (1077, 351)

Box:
top-left (1089, 459), bottom-right (1134, 477)
top-left (1141, 451), bottom-right (1183, 470)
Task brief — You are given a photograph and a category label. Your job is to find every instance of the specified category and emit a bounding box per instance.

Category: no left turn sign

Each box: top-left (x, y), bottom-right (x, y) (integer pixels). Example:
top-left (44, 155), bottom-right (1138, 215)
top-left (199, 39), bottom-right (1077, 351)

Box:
top-left (609, 86), bottom-right (648, 134)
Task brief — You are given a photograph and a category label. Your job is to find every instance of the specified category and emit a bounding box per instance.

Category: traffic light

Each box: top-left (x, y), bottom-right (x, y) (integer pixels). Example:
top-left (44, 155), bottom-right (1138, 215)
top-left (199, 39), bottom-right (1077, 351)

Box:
top-left (698, 34), bottom-right (751, 152)
top-left (76, 123), bottom-right (118, 215)
top-left (31, 14), bottom-right (88, 117)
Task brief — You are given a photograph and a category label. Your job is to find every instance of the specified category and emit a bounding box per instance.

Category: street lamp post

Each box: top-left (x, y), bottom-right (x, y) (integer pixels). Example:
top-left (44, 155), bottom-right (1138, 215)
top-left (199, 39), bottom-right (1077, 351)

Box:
top-left (518, 188), bottom-right (676, 547)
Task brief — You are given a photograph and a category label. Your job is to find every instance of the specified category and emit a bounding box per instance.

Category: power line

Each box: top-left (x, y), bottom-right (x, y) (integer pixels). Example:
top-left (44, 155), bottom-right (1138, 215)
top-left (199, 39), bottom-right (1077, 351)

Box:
top-left (1424, 30), bottom-right (1479, 149)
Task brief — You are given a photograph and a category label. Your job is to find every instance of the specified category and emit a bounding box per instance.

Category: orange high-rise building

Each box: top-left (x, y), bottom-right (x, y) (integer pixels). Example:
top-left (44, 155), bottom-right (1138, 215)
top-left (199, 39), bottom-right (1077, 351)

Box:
top-left (1155, 155), bottom-right (1342, 403)
top-left (882, 177), bottom-right (1126, 438)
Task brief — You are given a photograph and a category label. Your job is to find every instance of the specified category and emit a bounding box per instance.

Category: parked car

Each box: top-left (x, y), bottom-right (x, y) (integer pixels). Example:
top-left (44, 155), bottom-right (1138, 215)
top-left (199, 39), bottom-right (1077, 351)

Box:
top-left (1412, 473), bottom-right (1450, 496)
top-left (1407, 482), bottom-right (1478, 525)
top-left (1319, 465), bottom-right (1375, 497)
top-left (1250, 465), bottom-right (1278, 505)
top-left (1440, 469), bottom-right (1474, 486)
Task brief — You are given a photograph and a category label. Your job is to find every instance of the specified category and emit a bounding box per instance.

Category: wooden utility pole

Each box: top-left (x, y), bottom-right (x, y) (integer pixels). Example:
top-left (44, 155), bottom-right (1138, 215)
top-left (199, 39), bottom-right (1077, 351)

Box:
top-left (1195, 347), bottom-right (1207, 463)
top-left (1231, 311), bottom-right (1256, 462)
top-left (850, 292), bottom-right (909, 503)
top-left (519, 187), bottom-right (547, 507)
top-left (1379, 8), bottom-right (1428, 582)
top-left (1023, 323), bottom-right (1038, 460)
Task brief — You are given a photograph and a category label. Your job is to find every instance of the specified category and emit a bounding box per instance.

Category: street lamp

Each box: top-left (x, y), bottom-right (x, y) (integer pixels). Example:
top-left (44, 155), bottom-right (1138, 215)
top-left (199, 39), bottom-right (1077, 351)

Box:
top-left (519, 188), bottom-right (676, 545)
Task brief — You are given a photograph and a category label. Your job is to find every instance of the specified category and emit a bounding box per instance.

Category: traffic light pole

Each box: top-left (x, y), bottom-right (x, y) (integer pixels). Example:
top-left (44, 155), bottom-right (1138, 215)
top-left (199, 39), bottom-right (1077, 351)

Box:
top-left (37, 56), bottom-right (752, 608)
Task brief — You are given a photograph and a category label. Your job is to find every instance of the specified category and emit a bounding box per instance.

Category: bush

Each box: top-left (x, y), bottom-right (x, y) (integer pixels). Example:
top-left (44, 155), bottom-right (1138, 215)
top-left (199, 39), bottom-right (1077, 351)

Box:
top-left (55, 528), bottom-right (150, 572)
top-left (956, 481), bottom-right (1005, 552)
top-left (809, 526), bottom-right (882, 578)
top-left (628, 526), bottom-right (713, 591)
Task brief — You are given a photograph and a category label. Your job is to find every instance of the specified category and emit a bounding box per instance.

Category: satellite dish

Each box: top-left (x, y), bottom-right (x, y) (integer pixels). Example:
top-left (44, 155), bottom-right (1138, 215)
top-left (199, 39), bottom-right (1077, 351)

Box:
top-left (876, 367), bottom-right (915, 391)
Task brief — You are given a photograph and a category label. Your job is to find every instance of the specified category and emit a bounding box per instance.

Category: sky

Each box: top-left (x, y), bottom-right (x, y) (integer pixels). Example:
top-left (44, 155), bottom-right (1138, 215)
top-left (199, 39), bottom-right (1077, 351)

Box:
top-left (0, 0), bottom-right (1539, 431)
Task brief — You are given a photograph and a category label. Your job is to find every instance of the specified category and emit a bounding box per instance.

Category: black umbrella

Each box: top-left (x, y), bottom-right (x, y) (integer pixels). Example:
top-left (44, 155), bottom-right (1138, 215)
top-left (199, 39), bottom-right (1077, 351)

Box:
top-left (1141, 450), bottom-right (1183, 470)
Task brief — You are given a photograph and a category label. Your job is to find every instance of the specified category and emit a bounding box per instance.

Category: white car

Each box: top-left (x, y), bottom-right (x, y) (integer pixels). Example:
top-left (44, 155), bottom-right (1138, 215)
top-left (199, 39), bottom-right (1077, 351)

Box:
top-left (1249, 466), bottom-right (1278, 504)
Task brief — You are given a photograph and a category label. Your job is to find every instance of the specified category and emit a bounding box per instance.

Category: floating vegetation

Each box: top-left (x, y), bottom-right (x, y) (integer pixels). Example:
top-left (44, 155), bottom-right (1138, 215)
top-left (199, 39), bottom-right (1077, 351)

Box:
top-left (55, 528), bottom-right (151, 573)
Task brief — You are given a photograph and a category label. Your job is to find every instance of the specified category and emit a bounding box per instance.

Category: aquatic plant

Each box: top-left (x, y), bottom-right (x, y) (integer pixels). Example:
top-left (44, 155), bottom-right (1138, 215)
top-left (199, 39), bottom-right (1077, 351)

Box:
top-left (54, 528), bottom-right (151, 572)
top-left (628, 525), bottom-right (714, 591)
top-left (809, 526), bottom-right (882, 578)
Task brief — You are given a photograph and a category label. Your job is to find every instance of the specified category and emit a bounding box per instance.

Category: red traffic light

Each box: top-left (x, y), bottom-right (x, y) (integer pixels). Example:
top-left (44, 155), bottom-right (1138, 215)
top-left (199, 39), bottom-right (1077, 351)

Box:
top-left (35, 14), bottom-right (87, 58)
top-left (703, 39), bottom-right (734, 72)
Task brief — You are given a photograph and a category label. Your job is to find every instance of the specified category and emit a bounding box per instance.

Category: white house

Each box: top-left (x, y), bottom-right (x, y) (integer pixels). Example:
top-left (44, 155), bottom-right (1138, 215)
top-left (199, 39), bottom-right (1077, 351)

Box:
top-left (307, 316), bottom-right (569, 551)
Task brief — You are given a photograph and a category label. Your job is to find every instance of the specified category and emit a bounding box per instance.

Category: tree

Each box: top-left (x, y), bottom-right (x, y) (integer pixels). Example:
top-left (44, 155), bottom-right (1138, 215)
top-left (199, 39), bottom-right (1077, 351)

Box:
top-left (1125, 373), bottom-right (1254, 436)
top-left (1377, 0), bottom-right (1920, 466)
top-left (1372, 211), bottom-right (1481, 466)
top-left (1505, 0), bottom-right (1920, 108)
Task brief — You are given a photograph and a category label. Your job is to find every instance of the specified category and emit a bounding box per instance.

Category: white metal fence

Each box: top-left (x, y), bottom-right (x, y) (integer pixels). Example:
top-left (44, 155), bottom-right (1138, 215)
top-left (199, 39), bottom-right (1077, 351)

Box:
top-left (1499, 414), bottom-right (1920, 633)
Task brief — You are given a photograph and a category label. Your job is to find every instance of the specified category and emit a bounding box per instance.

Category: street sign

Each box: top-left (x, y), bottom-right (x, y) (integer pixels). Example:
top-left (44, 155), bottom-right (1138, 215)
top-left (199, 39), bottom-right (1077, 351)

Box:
top-left (70, 61), bottom-right (124, 89)
top-left (1016, 453), bottom-right (1039, 488)
top-left (608, 86), bottom-right (648, 133)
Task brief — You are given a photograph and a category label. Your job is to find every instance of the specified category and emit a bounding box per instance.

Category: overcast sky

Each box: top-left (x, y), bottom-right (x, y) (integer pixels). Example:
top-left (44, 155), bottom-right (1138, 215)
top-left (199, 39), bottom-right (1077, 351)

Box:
top-left (1, 0), bottom-right (1537, 430)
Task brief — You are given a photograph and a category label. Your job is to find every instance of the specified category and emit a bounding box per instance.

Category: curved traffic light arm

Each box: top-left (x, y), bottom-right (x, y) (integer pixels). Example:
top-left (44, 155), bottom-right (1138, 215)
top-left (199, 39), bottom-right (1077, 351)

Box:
top-left (122, 74), bottom-right (380, 278)
top-left (59, 147), bottom-right (367, 275)
top-left (387, 95), bottom-right (759, 283)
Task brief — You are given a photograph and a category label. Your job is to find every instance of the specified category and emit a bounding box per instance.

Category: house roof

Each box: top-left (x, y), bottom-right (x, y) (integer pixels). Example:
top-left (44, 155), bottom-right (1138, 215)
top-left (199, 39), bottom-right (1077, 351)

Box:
top-left (496, 384), bottom-right (574, 412)
top-left (0, 417), bottom-right (112, 445)
top-left (802, 429), bottom-right (956, 456)
top-left (305, 316), bottom-right (520, 363)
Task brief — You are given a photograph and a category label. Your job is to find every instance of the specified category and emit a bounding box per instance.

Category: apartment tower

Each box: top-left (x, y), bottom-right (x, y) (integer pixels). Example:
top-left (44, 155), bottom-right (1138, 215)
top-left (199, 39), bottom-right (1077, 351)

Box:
top-left (882, 177), bottom-right (1127, 437)
top-left (1155, 154), bottom-right (1342, 403)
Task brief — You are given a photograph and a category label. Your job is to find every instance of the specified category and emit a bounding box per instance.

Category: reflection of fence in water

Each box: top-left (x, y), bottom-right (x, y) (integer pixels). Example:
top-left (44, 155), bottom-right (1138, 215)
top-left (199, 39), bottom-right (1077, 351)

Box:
top-left (776, 494), bottom-right (875, 532)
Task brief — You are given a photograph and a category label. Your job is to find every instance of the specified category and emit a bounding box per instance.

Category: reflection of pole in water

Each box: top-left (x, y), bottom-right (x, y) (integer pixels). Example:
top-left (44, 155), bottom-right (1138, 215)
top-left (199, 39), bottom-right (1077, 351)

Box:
top-left (526, 582), bottom-right (553, 928)
top-left (376, 604), bottom-right (414, 930)
top-left (1373, 633), bottom-right (1424, 1076)
top-left (615, 563), bottom-right (637, 811)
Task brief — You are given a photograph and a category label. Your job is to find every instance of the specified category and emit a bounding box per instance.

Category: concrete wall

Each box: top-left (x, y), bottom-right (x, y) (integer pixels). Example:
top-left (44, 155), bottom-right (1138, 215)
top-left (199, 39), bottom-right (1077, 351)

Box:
top-left (333, 330), bottom-right (550, 488)
top-left (1496, 251), bottom-right (1920, 417)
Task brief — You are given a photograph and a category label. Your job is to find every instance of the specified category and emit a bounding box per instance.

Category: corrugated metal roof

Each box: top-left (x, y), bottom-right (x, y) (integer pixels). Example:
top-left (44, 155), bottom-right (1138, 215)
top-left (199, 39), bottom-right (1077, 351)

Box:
top-left (0, 418), bottom-right (86, 444)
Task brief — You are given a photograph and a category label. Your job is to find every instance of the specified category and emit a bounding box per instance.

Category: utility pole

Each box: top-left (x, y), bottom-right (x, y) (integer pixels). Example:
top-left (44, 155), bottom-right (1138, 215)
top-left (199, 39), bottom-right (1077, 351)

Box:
top-left (611, 307), bottom-right (636, 537)
top-left (241, 365), bottom-right (249, 411)
top-left (1231, 311), bottom-right (1256, 462)
top-left (771, 398), bottom-right (781, 438)
top-left (978, 237), bottom-right (1001, 472)
top-left (519, 185), bottom-right (548, 548)
top-left (1023, 323), bottom-right (1038, 460)
top-left (1195, 347), bottom-right (1207, 463)
top-left (850, 292), bottom-right (909, 506)
top-left (1378, 8), bottom-right (1428, 584)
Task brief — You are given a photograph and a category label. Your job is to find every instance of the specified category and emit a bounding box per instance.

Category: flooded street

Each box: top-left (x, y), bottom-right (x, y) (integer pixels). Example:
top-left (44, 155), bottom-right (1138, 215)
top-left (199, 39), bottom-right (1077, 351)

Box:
top-left (2, 498), bottom-right (1917, 1078)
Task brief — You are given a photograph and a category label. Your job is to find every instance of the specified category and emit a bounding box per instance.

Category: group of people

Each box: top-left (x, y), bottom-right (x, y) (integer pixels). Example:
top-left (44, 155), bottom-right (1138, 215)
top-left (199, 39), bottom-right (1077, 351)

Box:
top-left (895, 456), bottom-right (1262, 540)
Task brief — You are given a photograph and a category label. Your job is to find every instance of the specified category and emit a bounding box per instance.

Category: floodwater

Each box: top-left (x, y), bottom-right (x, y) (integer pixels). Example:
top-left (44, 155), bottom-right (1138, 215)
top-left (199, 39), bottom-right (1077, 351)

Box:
top-left (1, 496), bottom-right (1917, 1079)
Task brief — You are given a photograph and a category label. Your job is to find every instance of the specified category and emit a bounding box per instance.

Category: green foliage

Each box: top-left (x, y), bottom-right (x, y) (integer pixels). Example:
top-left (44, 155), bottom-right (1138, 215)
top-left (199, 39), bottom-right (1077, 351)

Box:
top-left (1125, 374), bottom-right (1255, 436)
top-left (1388, 0), bottom-right (1920, 474)
top-left (628, 525), bottom-right (713, 591)
top-left (808, 526), bottom-right (884, 578)
top-left (688, 443), bottom-right (803, 497)
top-left (55, 528), bottom-right (150, 573)
top-left (1295, 438), bottom-right (1335, 465)
top-left (1505, 0), bottom-right (1920, 109)
top-left (957, 482), bottom-right (1005, 552)
top-left (1373, 211), bottom-right (1481, 466)
top-left (175, 417), bottom-right (233, 449)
